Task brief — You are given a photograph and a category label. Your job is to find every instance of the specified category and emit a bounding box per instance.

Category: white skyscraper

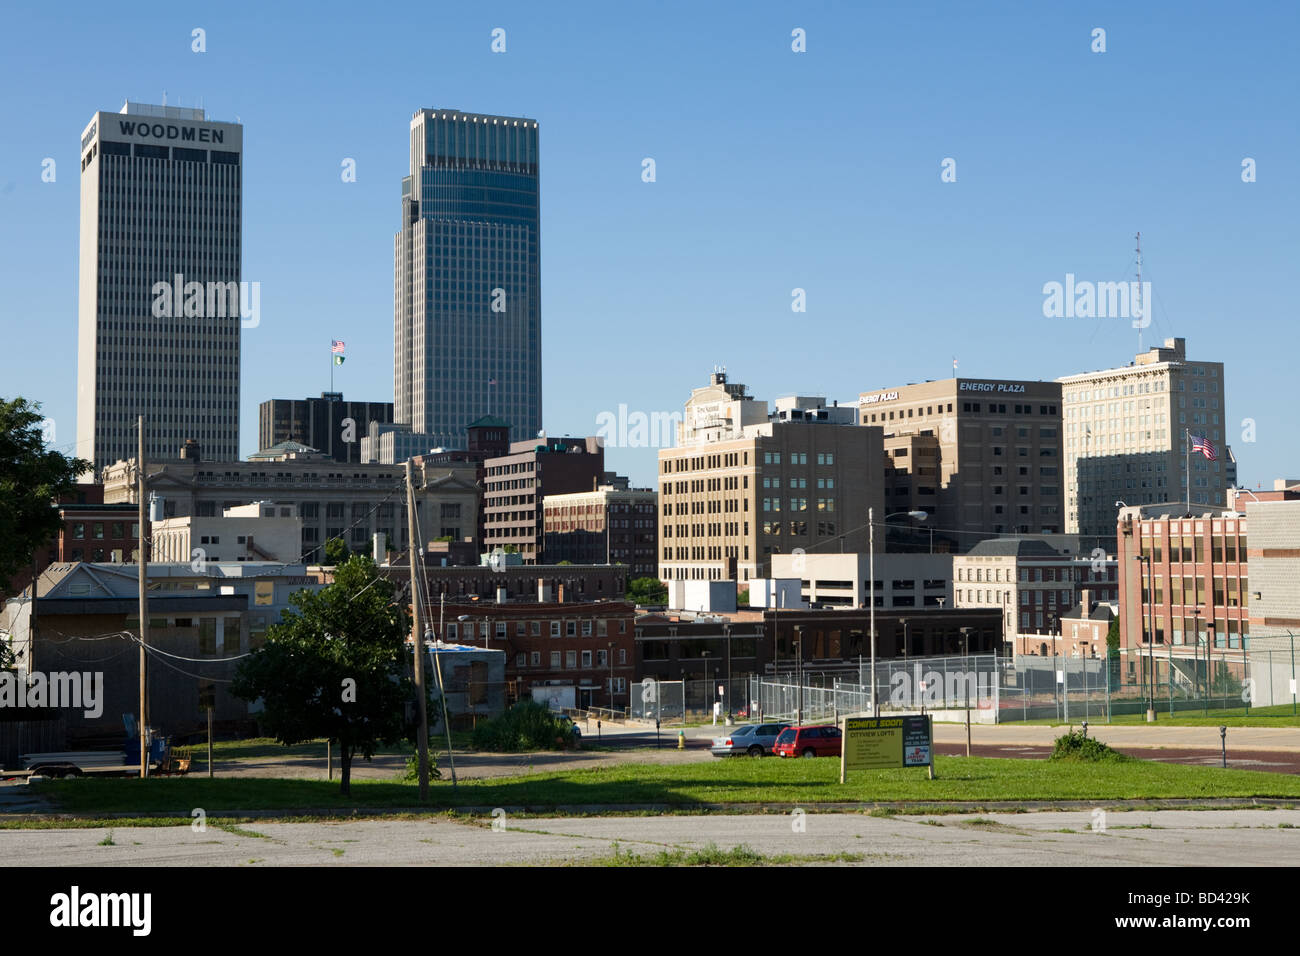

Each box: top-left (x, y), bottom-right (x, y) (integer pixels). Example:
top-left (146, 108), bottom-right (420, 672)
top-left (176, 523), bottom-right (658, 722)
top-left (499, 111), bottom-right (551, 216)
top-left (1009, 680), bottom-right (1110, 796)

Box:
top-left (77, 102), bottom-right (244, 474)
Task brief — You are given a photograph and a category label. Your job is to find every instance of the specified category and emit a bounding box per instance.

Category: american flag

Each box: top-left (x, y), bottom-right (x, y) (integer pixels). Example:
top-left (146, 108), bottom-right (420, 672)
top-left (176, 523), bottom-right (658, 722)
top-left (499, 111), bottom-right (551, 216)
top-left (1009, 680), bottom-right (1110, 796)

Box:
top-left (1190, 433), bottom-right (1217, 461)
top-left (331, 340), bottom-right (346, 354)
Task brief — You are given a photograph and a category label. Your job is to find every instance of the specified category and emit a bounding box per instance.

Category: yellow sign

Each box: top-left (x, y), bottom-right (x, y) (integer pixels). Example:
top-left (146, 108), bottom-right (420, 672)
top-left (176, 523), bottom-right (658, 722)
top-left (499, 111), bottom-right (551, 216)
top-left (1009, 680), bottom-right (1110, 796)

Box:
top-left (840, 716), bottom-right (933, 781)
top-left (843, 717), bottom-right (905, 770)
top-left (254, 581), bottom-right (274, 606)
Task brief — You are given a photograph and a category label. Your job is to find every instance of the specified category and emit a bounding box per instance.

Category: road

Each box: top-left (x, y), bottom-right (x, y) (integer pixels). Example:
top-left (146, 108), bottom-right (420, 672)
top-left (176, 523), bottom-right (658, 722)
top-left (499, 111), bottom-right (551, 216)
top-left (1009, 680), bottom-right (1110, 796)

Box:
top-left (3, 808), bottom-right (1298, 866)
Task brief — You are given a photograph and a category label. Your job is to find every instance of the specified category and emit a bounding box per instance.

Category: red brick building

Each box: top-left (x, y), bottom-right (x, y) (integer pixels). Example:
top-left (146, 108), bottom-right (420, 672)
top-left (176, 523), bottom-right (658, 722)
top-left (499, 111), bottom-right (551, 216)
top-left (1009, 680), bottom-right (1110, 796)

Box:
top-left (5, 485), bottom-right (141, 597)
top-left (436, 600), bottom-right (636, 711)
top-left (1117, 504), bottom-right (1251, 656)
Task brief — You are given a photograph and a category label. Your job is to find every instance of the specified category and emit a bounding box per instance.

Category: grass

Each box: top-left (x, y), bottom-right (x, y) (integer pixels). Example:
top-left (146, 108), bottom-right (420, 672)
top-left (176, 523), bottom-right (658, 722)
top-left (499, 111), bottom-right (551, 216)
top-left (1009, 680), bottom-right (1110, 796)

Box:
top-left (12, 753), bottom-right (1300, 821)
top-left (593, 842), bottom-right (867, 866)
top-left (1006, 702), bottom-right (1300, 728)
top-left (97, 830), bottom-right (114, 845)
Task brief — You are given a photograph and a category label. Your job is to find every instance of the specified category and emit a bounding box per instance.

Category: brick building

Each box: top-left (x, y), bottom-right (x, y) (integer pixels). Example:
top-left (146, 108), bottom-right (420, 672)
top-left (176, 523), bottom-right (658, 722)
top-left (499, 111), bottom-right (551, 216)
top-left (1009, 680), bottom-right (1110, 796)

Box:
top-left (4, 484), bottom-right (140, 598)
top-left (439, 600), bottom-right (636, 711)
top-left (482, 436), bottom-right (606, 563)
top-left (543, 485), bottom-right (658, 577)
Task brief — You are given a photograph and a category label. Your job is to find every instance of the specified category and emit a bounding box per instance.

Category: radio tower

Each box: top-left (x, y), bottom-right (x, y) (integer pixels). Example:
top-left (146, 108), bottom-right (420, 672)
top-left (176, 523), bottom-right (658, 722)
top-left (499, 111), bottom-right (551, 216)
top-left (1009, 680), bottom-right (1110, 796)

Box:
top-left (1135, 231), bottom-right (1143, 353)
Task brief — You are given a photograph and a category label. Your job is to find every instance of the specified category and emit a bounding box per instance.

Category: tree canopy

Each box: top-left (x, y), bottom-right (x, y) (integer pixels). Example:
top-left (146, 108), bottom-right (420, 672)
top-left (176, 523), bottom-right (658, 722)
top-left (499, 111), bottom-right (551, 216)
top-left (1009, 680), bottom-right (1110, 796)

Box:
top-left (231, 555), bottom-right (415, 794)
top-left (627, 576), bottom-right (668, 606)
top-left (0, 398), bottom-right (89, 596)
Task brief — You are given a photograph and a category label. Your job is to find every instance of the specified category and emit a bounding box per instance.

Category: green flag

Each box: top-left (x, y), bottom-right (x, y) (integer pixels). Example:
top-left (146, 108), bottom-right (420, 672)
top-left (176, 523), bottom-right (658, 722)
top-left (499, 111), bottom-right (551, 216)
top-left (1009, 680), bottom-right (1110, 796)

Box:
top-left (334, 355), bottom-right (345, 366)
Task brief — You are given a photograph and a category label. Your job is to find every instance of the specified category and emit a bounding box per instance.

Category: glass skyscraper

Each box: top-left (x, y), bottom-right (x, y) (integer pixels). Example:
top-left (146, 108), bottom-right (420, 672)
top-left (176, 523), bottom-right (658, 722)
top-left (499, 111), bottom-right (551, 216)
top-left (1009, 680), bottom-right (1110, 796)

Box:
top-left (394, 109), bottom-right (541, 449)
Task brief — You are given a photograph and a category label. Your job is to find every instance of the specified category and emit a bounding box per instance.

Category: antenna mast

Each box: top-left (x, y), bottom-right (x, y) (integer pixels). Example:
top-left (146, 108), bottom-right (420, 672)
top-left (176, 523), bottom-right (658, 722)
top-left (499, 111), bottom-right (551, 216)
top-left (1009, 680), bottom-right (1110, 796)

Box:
top-left (1135, 231), bottom-right (1143, 353)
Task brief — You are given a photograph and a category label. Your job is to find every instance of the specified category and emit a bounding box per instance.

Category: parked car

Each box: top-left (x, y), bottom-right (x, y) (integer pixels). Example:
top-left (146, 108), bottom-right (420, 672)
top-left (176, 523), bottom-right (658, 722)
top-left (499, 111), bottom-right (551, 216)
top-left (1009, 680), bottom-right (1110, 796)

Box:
top-left (772, 725), bottom-right (843, 758)
top-left (710, 722), bottom-right (791, 758)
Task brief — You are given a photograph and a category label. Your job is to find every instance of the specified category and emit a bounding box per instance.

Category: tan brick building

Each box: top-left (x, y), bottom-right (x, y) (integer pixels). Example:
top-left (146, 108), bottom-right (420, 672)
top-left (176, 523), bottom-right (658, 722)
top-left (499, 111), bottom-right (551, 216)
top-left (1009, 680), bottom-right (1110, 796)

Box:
top-left (859, 377), bottom-right (1064, 547)
top-left (1058, 337), bottom-right (1234, 538)
top-left (657, 372), bottom-right (884, 584)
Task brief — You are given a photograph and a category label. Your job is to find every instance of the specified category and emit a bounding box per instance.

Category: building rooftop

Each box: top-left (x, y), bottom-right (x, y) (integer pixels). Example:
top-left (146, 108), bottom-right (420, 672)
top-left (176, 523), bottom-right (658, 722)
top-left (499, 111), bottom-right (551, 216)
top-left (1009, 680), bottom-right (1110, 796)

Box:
top-left (964, 538), bottom-right (1067, 559)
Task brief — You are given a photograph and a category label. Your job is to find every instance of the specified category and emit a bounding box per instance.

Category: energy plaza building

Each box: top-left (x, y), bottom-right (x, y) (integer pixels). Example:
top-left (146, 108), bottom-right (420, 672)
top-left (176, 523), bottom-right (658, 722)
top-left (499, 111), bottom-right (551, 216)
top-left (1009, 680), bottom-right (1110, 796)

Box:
top-left (858, 378), bottom-right (1064, 547)
top-left (77, 103), bottom-right (244, 475)
top-left (1058, 338), bottom-right (1234, 538)
top-left (657, 372), bottom-right (885, 584)
top-left (394, 109), bottom-right (541, 450)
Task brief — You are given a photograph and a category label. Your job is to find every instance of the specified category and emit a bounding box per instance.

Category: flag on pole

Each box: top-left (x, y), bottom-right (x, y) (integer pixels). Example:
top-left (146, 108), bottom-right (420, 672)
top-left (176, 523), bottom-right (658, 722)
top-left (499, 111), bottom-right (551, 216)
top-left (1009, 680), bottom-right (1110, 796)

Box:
top-left (1190, 433), bottom-right (1217, 461)
top-left (333, 355), bottom-right (345, 367)
top-left (331, 340), bottom-right (346, 354)
top-left (952, 357), bottom-right (958, 373)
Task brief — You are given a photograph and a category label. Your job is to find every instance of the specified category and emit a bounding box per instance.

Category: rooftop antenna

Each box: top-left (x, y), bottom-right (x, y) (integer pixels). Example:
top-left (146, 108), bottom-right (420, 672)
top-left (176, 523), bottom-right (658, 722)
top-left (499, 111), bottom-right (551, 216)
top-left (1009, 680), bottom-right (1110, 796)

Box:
top-left (162, 90), bottom-right (167, 106)
top-left (1135, 231), bottom-right (1143, 353)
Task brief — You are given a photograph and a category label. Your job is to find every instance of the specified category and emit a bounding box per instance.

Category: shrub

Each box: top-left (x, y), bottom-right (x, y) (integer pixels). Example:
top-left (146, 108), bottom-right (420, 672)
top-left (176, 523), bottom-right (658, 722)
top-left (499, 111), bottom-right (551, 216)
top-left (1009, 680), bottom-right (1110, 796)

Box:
top-left (472, 700), bottom-right (575, 752)
top-left (1049, 731), bottom-right (1132, 763)
top-left (402, 747), bottom-right (442, 782)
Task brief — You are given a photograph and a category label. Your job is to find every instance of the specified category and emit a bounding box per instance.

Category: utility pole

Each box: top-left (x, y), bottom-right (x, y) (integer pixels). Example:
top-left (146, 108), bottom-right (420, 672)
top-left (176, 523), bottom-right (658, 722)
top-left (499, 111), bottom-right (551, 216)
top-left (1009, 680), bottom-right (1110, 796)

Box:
top-left (405, 460), bottom-right (430, 801)
top-left (432, 592), bottom-right (457, 788)
top-left (869, 506), bottom-right (877, 716)
top-left (137, 416), bottom-right (148, 779)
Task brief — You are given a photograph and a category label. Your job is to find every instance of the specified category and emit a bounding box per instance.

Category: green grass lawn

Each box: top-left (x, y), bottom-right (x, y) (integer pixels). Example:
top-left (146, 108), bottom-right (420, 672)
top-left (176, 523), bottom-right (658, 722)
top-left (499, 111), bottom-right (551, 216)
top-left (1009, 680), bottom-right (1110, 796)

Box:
top-left (13, 753), bottom-right (1300, 822)
top-left (1004, 702), bottom-right (1300, 728)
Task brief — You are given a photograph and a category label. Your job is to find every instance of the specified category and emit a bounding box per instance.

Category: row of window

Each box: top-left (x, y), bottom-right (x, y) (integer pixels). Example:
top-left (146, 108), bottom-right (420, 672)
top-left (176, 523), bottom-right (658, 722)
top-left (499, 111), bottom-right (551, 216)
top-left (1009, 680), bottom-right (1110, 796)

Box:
top-left (513, 648), bottom-right (629, 669)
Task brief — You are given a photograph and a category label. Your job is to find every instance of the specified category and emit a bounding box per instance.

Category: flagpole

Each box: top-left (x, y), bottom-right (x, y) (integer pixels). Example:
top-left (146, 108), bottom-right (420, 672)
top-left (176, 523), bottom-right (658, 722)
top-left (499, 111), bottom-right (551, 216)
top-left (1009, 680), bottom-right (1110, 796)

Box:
top-left (1185, 429), bottom-right (1191, 514)
top-left (330, 343), bottom-right (334, 394)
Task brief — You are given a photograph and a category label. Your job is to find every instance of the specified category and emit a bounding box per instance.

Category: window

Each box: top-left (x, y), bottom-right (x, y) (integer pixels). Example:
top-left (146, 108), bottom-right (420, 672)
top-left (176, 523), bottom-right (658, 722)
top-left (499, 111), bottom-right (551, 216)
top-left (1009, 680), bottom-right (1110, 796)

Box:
top-left (530, 651), bottom-right (540, 666)
top-left (550, 621), bottom-right (561, 637)
top-left (565, 650), bottom-right (577, 669)
top-left (618, 648), bottom-right (627, 663)
top-left (582, 620), bottom-right (593, 636)
top-left (566, 621), bottom-right (577, 637)
top-left (516, 652), bottom-right (526, 667)
top-left (581, 650), bottom-right (592, 667)
top-left (550, 650), bottom-right (561, 668)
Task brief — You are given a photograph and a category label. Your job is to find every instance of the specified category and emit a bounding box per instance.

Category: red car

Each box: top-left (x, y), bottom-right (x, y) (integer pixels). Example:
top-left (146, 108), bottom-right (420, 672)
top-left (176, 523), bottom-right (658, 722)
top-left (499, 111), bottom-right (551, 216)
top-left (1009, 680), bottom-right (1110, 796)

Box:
top-left (772, 725), bottom-right (842, 758)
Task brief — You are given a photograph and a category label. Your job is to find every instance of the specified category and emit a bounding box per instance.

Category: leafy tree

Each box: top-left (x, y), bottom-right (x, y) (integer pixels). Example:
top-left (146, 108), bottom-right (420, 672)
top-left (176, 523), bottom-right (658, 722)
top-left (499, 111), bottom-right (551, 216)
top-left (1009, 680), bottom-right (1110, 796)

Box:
top-left (1106, 618), bottom-right (1120, 656)
top-left (0, 398), bottom-right (89, 596)
top-left (323, 536), bottom-right (349, 566)
top-left (627, 576), bottom-right (667, 605)
top-left (737, 588), bottom-right (750, 607)
top-left (231, 555), bottom-right (414, 795)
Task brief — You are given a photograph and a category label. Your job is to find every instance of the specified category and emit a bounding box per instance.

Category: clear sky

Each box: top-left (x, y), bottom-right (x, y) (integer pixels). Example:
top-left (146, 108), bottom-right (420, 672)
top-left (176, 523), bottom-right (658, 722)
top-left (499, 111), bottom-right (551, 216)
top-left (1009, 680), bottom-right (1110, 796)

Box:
top-left (2, 1), bottom-right (1296, 489)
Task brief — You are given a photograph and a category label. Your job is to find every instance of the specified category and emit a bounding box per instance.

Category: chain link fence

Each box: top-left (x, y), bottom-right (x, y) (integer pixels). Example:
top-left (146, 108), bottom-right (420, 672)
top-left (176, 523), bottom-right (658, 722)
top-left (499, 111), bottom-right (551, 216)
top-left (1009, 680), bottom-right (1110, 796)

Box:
top-left (630, 680), bottom-right (686, 724)
top-left (745, 645), bottom-right (1300, 724)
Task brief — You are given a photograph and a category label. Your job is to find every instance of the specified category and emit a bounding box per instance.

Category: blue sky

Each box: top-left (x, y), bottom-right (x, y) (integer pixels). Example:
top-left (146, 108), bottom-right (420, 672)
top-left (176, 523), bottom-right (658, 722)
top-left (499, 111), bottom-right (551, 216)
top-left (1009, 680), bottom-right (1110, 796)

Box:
top-left (1, 0), bottom-right (1296, 489)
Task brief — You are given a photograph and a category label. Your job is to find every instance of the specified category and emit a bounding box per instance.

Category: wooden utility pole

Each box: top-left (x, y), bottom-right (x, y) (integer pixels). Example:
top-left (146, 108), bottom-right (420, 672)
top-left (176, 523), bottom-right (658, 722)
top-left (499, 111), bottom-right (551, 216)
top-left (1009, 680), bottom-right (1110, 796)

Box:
top-left (405, 460), bottom-right (430, 801)
top-left (137, 416), bottom-right (149, 778)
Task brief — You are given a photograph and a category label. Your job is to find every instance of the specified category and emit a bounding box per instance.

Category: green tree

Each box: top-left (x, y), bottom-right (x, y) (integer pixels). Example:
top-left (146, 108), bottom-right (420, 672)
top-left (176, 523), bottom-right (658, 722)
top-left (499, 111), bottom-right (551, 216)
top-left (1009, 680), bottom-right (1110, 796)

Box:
top-left (627, 576), bottom-right (667, 605)
top-left (0, 398), bottom-right (89, 596)
top-left (323, 536), bottom-right (349, 566)
top-left (231, 555), bottom-right (414, 795)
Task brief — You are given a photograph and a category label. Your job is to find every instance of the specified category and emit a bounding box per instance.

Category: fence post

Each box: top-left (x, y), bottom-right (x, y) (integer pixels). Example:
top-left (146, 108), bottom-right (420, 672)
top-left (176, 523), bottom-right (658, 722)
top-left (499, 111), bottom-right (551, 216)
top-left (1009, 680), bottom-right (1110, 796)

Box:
top-left (1167, 642), bottom-right (1173, 717)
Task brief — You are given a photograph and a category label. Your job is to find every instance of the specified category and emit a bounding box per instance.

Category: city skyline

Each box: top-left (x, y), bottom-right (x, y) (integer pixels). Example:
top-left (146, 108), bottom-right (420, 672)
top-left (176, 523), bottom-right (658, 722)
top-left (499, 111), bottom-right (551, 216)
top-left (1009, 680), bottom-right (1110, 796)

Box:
top-left (3, 3), bottom-right (1296, 491)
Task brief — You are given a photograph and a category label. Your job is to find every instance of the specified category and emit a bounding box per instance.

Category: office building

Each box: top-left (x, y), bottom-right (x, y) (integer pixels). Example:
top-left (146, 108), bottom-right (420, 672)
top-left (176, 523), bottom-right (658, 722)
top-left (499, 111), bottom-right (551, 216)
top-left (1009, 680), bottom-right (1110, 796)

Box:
top-left (543, 485), bottom-right (658, 576)
top-left (258, 393), bottom-right (393, 464)
top-left (151, 502), bottom-right (302, 564)
top-left (658, 371), bottom-right (886, 584)
top-left (100, 441), bottom-right (480, 562)
top-left (77, 103), bottom-right (243, 474)
top-left (768, 552), bottom-right (954, 609)
top-left (859, 377), bottom-right (1064, 547)
top-left (482, 436), bottom-right (605, 563)
top-left (394, 109), bottom-right (541, 450)
top-left (952, 538), bottom-right (1117, 655)
top-left (1058, 338), bottom-right (1235, 537)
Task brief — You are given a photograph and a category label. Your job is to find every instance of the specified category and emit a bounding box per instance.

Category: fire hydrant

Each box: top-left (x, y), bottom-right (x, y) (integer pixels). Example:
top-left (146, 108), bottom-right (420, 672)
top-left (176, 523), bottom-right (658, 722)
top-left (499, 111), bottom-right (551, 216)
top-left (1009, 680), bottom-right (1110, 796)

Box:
top-left (677, 730), bottom-right (686, 750)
